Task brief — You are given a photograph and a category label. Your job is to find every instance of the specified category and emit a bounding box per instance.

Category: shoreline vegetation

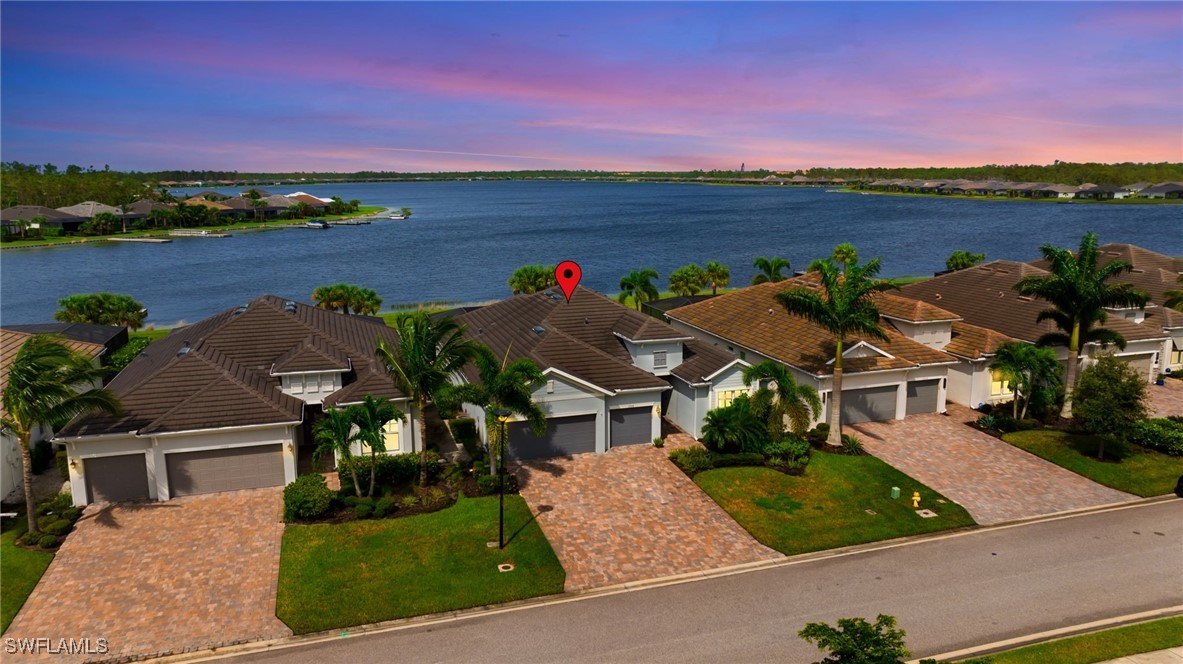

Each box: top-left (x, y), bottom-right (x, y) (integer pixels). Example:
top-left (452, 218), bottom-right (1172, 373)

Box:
top-left (835, 187), bottom-right (1181, 204)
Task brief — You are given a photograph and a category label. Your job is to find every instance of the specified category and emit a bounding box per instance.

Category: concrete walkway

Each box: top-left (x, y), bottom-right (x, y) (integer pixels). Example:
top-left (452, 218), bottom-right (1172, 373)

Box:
top-left (515, 435), bottom-right (780, 592)
top-left (849, 405), bottom-right (1135, 525)
top-left (1098, 647), bottom-right (1183, 664)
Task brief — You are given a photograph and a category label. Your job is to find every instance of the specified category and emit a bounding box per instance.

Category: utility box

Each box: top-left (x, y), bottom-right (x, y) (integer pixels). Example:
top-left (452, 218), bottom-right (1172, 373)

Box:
top-left (891, 486), bottom-right (900, 499)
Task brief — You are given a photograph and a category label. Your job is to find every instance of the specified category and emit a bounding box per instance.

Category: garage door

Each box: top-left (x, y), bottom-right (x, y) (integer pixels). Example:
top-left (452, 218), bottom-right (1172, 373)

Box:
top-left (85, 454), bottom-right (150, 503)
top-left (841, 385), bottom-right (898, 424)
top-left (508, 414), bottom-right (597, 461)
top-left (610, 407), bottom-right (652, 447)
top-left (906, 379), bottom-right (941, 415)
top-left (166, 444), bottom-right (285, 497)
top-left (1119, 355), bottom-right (1153, 382)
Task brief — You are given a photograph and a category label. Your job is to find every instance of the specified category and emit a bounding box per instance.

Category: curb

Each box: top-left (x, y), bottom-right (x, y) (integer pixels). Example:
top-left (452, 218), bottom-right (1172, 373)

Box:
top-left (147, 495), bottom-right (1179, 663)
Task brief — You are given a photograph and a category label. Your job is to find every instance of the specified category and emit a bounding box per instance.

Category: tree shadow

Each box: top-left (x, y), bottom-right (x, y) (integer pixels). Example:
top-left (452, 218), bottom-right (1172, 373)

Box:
top-left (83, 500), bottom-right (178, 529)
top-left (512, 459), bottom-right (568, 489)
top-left (505, 504), bottom-right (552, 545)
top-left (1067, 435), bottom-right (1131, 463)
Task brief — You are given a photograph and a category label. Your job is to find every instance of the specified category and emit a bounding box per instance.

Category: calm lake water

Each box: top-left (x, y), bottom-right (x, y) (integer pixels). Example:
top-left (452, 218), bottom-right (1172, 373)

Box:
top-left (2, 181), bottom-right (1180, 326)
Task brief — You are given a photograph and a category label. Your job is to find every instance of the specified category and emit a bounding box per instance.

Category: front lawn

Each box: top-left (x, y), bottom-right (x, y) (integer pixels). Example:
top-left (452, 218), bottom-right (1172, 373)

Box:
top-left (277, 493), bottom-right (564, 634)
top-left (1003, 430), bottom-right (1183, 497)
top-left (695, 452), bottom-right (975, 556)
top-left (1, 522), bottom-right (53, 634)
top-left (960, 616), bottom-right (1183, 663)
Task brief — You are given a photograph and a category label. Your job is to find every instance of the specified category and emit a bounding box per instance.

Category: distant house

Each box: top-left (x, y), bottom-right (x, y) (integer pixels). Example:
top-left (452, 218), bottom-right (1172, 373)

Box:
top-left (120, 199), bottom-right (176, 221)
top-left (0, 205), bottom-right (88, 233)
top-left (286, 194), bottom-right (330, 208)
top-left (1122, 182), bottom-right (1151, 193)
top-left (182, 196), bottom-right (232, 211)
top-left (56, 201), bottom-right (122, 218)
top-left (2, 323), bottom-right (129, 362)
top-left (1033, 184), bottom-right (1079, 199)
top-left (1075, 185), bottom-right (1129, 200)
top-left (1140, 182), bottom-right (1183, 199)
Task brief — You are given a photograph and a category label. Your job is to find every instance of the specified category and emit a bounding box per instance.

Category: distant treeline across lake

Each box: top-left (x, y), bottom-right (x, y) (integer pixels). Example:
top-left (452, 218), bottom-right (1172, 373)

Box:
top-left (2, 181), bottom-right (1180, 326)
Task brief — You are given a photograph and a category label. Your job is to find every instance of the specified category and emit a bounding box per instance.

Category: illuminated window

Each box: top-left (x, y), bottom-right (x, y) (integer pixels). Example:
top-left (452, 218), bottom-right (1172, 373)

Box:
top-left (989, 369), bottom-right (1012, 397)
top-left (382, 420), bottom-right (400, 452)
top-left (716, 389), bottom-right (745, 409)
top-left (1171, 348), bottom-right (1183, 366)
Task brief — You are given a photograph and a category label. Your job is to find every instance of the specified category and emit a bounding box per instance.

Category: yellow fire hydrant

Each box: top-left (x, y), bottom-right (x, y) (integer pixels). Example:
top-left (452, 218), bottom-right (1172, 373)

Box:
top-left (912, 492), bottom-right (921, 508)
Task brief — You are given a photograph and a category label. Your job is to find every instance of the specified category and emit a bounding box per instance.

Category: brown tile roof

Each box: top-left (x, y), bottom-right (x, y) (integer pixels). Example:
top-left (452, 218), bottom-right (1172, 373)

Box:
top-left (1028, 244), bottom-right (1183, 306)
top-left (943, 322), bottom-right (1015, 360)
top-left (453, 287), bottom-right (672, 392)
top-left (58, 296), bottom-right (406, 438)
top-left (666, 278), bottom-right (956, 376)
top-left (670, 339), bottom-right (743, 385)
top-left (1, 330), bottom-right (105, 419)
top-left (182, 197), bottom-right (231, 210)
top-left (1, 206), bottom-right (84, 221)
top-left (900, 261), bottom-right (1167, 345)
top-left (288, 194), bottom-right (328, 208)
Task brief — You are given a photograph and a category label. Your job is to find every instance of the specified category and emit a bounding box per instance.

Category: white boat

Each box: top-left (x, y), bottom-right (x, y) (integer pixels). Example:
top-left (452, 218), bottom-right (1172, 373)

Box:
top-left (305, 220), bottom-right (330, 229)
top-left (388, 213), bottom-right (406, 220)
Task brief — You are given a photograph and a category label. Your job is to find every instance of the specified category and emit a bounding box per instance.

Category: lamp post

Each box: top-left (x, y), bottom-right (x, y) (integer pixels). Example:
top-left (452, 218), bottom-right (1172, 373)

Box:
top-left (493, 408), bottom-right (511, 550)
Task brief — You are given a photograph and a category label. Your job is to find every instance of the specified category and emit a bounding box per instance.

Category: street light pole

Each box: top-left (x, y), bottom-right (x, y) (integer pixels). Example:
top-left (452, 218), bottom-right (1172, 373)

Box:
top-left (494, 409), bottom-right (510, 550)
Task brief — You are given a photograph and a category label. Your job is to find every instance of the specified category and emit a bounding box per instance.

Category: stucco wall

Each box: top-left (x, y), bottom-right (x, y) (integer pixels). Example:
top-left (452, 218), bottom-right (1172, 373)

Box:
top-left (621, 339), bottom-right (685, 376)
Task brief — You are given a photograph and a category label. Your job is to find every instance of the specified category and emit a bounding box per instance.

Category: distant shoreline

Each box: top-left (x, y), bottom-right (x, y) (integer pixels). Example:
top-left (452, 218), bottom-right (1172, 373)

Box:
top-left (833, 187), bottom-right (1181, 205)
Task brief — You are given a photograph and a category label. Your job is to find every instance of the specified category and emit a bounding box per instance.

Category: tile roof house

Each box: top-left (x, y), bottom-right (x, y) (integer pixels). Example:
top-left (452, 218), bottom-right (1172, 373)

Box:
top-left (0, 205), bottom-right (88, 233)
top-left (665, 276), bottom-right (959, 427)
top-left (55, 201), bottom-right (122, 218)
top-left (54, 296), bottom-right (419, 506)
top-left (1, 330), bottom-right (107, 501)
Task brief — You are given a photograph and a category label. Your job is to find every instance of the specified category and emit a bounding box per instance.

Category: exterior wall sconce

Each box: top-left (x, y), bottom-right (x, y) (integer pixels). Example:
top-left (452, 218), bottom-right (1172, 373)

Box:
top-left (286, 443), bottom-right (294, 452)
top-left (652, 405), bottom-right (661, 416)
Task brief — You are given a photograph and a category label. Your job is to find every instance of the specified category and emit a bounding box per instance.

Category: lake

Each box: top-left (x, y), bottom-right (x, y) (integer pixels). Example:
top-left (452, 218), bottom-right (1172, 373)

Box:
top-left (2, 181), bottom-right (1180, 326)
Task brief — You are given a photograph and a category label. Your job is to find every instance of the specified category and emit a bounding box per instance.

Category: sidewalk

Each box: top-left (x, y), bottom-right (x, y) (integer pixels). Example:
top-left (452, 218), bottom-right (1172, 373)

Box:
top-left (1097, 647), bottom-right (1183, 664)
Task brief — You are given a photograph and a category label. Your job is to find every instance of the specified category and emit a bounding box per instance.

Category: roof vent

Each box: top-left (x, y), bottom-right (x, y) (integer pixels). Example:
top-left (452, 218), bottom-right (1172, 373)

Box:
top-left (284, 300), bottom-right (297, 313)
top-left (532, 325), bottom-right (545, 335)
top-left (477, 327), bottom-right (483, 335)
top-left (584, 317), bottom-right (589, 325)
top-left (177, 341), bottom-right (191, 357)
top-left (768, 308), bottom-right (774, 315)
top-left (234, 303), bottom-right (248, 315)
top-left (934, 293), bottom-right (942, 300)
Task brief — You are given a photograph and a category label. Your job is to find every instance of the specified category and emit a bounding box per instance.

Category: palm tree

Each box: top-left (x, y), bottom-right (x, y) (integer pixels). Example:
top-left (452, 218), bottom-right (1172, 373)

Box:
top-left (775, 250), bottom-right (896, 448)
top-left (831, 243), bottom-right (859, 274)
top-left (313, 407), bottom-right (363, 497)
top-left (988, 342), bottom-right (1063, 419)
top-left (1015, 232), bottom-right (1149, 417)
top-left (312, 284), bottom-right (349, 313)
top-left (349, 287), bottom-right (383, 316)
top-left (752, 256), bottom-right (791, 285)
top-left (742, 361), bottom-right (822, 440)
top-left (704, 261), bottom-right (731, 295)
top-left (1164, 274), bottom-right (1183, 312)
top-left (349, 395), bottom-right (404, 497)
top-left (376, 312), bottom-right (481, 486)
top-left (701, 394), bottom-right (767, 453)
top-left (438, 344), bottom-right (546, 469)
top-left (508, 265), bottom-right (557, 295)
top-left (618, 268), bottom-right (660, 310)
top-left (668, 264), bottom-right (707, 297)
top-left (1, 335), bottom-right (121, 534)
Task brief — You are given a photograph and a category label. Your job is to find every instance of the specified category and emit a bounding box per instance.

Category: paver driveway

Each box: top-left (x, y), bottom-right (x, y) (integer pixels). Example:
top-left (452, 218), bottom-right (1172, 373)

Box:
top-left (849, 405), bottom-right (1135, 525)
top-left (515, 436), bottom-right (780, 592)
top-left (6, 488), bottom-right (291, 662)
top-left (1149, 379), bottom-right (1183, 418)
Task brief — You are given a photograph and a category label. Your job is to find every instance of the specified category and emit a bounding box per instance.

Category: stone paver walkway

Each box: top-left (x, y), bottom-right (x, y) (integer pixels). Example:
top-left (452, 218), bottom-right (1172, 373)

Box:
top-left (515, 435), bottom-right (780, 592)
top-left (6, 488), bottom-right (291, 662)
top-left (1149, 379), bottom-right (1183, 418)
top-left (849, 405), bottom-right (1135, 525)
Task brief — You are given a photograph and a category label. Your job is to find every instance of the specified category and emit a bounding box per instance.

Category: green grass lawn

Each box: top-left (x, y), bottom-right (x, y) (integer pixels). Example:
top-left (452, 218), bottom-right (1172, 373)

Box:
top-left (961, 616), bottom-right (1183, 664)
top-left (1, 522), bottom-right (53, 634)
top-left (695, 452), bottom-right (975, 556)
top-left (1003, 430), bottom-right (1183, 497)
top-left (276, 494), bottom-right (564, 634)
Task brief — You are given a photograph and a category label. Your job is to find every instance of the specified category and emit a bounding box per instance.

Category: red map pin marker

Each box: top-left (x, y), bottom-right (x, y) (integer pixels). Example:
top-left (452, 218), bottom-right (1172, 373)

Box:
top-left (555, 260), bottom-right (582, 302)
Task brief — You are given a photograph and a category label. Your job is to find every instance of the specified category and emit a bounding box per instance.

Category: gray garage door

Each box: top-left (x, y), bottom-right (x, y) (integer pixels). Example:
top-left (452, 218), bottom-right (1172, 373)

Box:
top-left (841, 385), bottom-right (898, 424)
top-left (166, 445), bottom-right (285, 497)
top-left (85, 454), bottom-right (150, 503)
top-left (610, 407), bottom-right (652, 447)
top-left (1119, 355), bottom-right (1153, 382)
top-left (906, 379), bottom-right (941, 415)
top-left (508, 414), bottom-right (597, 461)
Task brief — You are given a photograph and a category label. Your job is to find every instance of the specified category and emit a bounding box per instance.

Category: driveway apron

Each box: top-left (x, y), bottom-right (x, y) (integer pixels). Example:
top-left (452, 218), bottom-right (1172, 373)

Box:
top-left (849, 405), bottom-right (1136, 525)
top-left (1148, 379), bottom-right (1183, 418)
top-left (515, 436), bottom-right (780, 593)
top-left (5, 488), bottom-right (291, 661)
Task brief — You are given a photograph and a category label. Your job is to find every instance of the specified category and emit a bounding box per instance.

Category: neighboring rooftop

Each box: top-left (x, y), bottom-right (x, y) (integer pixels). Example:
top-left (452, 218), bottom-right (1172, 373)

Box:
top-left (1, 329), bottom-right (105, 419)
top-left (56, 201), bottom-right (122, 217)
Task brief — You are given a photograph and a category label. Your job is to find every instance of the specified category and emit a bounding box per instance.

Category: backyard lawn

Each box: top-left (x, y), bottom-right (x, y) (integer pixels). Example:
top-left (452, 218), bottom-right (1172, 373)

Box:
top-left (276, 493), bottom-right (564, 634)
top-left (1003, 430), bottom-right (1183, 497)
top-left (959, 616), bottom-right (1183, 664)
top-left (695, 451), bottom-right (975, 556)
top-left (1, 522), bottom-right (53, 634)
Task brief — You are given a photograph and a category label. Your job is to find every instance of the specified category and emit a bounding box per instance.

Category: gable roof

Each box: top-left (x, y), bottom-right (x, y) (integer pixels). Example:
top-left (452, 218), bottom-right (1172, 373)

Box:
top-left (670, 338), bottom-right (747, 385)
top-left (943, 322), bottom-right (1015, 360)
top-left (1, 330), bottom-right (105, 419)
top-left (666, 277), bottom-right (957, 376)
top-left (55, 201), bottom-right (121, 217)
top-left (453, 287), bottom-right (672, 393)
top-left (58, 296), bottom-right (406, 438)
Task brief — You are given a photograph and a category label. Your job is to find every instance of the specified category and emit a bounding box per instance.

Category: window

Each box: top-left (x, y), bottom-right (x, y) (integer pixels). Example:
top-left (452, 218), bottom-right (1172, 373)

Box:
top-left (653, 350), bottom-right (667, 369)
top-left (716, 389), bottom-right (745, 409)
top-left (382, 420), bottom-right (400, 452)
top-left (1171, 348), bottom-right (1183, 367)
top-left (989, 369), bottom-right (1012, 397)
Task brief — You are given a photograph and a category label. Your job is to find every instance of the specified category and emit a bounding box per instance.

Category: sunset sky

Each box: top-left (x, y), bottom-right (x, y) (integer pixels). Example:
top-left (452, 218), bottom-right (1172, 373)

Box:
top-left (2, 1), bottom-right (1180, 172)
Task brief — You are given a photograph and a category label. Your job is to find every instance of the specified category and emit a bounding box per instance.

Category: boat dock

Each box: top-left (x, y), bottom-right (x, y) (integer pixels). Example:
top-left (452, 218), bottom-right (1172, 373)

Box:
top-left (169, 230), bottom-right (231, 238)
top-left (110, 237), bottom-right (173, 244)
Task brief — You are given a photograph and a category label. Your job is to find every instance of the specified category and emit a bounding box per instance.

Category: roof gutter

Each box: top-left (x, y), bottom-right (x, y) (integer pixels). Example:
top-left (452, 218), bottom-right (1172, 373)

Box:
top-left (613, 386), bottom-right (670, 394)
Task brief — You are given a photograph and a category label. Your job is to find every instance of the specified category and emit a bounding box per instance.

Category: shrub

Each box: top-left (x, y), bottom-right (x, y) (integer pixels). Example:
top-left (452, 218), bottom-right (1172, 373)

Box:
top-left (342, 495), bottom-right (360, 507)
top-left (764, 437), bottom-right (811, 465)
top-left (400, 496), bottom-right (419, 509)
top-left (427, 487), bottom-right (447, 504)
top-left (701, 395), bottom-right (768, 453)
top-left (62, 507), bottom-right (81, 521)
top-left (30, 440), bottom-right (54, 474)
top-left (798, 614), bottom-right (910, 664)
top-left (18, 531), bottom-right (41, 547)
top-left (976, 414), bottom-right (997, 430)
top-left (668, 446), bottom-right (714, 475)
top-left (283, 474), bottom-right (335, 522)
top-left (841, 434), bottom-right (867, 456)
top-left (106, 336), bottom-right (151, 373)
top-left (807, 423), bottom-right (830, 446)
top-left (55, 450), bottom-right (70, 481)
top-left (342, 451), bottom-right (442, 489)
top-left (1130, 418), bottom-right (1183, 456)
top-left (355, 503), bottom-right (374, 518)
top-left (37, 534), bottom-right (60, 549)
top-left (711, 452), bottom-right (766, 468)
top-left (992, 414), bottom-right (1019, 433)
top-left (1072, 355), bottom-right (1149, 445)
top-left (1017, 418), bottom-right (1040, 431)
top-left (652, 437), bottom-right (665, 448)
top-left (43, 519), bottom-right (73, 537)
top-left (373, 497), bottom-right (396, 518)
top-left (448, 417), bottom-right (482, 458)
top-left (476, 473), bottom-right (520, 496)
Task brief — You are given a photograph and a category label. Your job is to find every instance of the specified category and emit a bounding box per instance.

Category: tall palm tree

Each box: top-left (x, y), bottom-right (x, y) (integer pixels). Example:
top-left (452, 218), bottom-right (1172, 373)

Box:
top-left (668, 264), bottom-right (706, 297)
top-left (704, 261), bottom-right (731, 295)
top-left (312, 284), bottom-right (349, 313)
top-left (376, 312), bottom-right (481, 486)
top-left (349, 395), bottom-right (404, 497)
top-left (1, 335), bottom-right (121, 534)
top-left (742, 361), bottom-right (822, 440)
top-left (1165, 274), bottom-right (1183, 312)
top-left (988, 342), bottom-right (1063, 419)
top-left (313, 407), bottom-right (363, 497)
top-left (439, 344), bottom-right (546, 469)
top-left (775, 251), bottom-right (896, 447)
top-left (752, 256), bottom-right (791, 285)
top-left (1015, 231), bottom-right (1149, 417)
top-left (618, 268), bottom-right (660, 310)
top-left (349, 287), bottom-right (383, 316)
top-left (831, 243), bottom-right (859, 274)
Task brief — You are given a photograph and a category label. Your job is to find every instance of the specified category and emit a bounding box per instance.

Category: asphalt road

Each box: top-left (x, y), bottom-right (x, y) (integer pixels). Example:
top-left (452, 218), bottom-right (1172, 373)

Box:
top-left (228, 500), bottom-right (1183, 663)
